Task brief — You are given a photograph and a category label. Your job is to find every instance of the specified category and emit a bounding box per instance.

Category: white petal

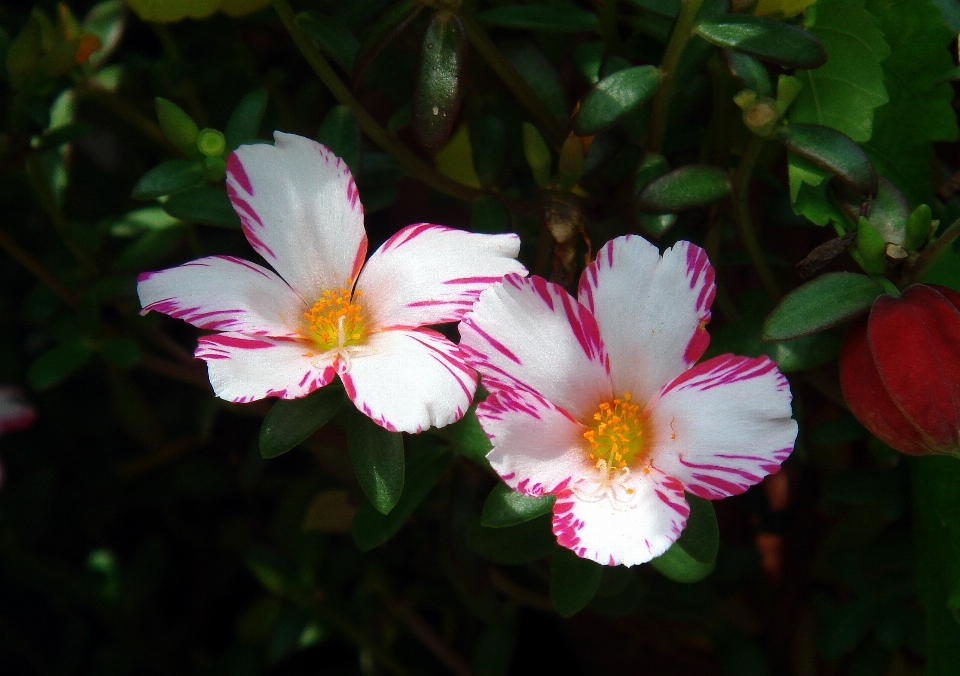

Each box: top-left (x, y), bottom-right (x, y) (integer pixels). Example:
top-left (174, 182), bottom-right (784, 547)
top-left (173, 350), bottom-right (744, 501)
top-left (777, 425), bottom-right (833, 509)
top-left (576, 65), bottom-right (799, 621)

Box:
top-left (340, 329), bottom-right (476, 433)
top-left (479, 387), bottom-right (591, 496)
top-left (646, 355), bottom-right (797, 499)
top-left (138, 255), bottom-right (304, 336)
top-left (578, 236), bottom-right (716, 403)
top-left (357, 224), bottom-right (526, 329)
top-left (460, 274), bottom-right (611, 421)
top-left (0, 387), bottom-right (35, 434)
top-left (226, 132), bottom-right (367, 299)
top-left (195, 333), bottom-right (337, 403)
top-left (552, 467), bottom-right (689, 567)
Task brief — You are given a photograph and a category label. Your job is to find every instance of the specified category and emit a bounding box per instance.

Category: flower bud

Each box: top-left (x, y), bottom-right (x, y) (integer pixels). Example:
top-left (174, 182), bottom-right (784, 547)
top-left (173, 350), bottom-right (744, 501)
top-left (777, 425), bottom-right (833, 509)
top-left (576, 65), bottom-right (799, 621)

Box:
top-left (839, 284), bottom-right (960, 457)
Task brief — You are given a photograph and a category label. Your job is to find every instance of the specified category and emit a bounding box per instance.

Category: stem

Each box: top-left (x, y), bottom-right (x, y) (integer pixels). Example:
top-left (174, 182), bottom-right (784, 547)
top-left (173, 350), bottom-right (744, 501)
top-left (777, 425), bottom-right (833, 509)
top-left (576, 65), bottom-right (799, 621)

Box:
top-left (78, 85), bottom-right (178, 155)
top-left (385, 599), bottom-right (473, 676)
top-left (271, 0), bottom-right (483, 203)
top-left (459, 14), bottom-right (566, 148)
top-left (732, 136), bottom-right (782, 301)
top-left (648, 0), bottom-right (705, 153)
top-left (0, 229), bottom-right (77, 309)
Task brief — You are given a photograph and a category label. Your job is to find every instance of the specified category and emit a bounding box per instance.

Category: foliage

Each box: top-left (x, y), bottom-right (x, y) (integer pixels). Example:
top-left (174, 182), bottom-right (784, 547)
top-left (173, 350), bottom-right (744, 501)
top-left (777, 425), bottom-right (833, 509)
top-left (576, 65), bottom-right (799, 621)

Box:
top-left (0, 0), bottom-right (958, 674)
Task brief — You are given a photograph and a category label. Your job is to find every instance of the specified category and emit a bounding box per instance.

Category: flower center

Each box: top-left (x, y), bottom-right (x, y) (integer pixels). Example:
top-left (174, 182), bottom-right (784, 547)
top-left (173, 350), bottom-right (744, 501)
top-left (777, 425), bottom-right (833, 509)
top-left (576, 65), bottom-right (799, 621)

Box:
top-left (582, 392), bottom-right (646, 470)
top-left (300, 282), bottom-right (366, 352)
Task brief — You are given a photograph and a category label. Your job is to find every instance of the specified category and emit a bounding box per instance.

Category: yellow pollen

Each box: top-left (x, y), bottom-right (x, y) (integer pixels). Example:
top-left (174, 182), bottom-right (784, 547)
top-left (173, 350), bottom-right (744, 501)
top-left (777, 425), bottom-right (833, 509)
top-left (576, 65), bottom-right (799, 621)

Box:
top-left (298, 282), bottom-right (366, 351)
top-left (582, 392), bottom-right (646, 470)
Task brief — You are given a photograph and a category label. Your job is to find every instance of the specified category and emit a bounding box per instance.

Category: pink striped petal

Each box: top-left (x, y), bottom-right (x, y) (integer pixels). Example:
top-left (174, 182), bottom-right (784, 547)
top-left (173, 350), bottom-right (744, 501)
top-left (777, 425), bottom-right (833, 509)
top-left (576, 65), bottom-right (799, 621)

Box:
top-left (356, 224), bottom-right (525, 330)
top-left (138, 255), bottom-right (304, 337)
top-left (460, 274), bottom-right (611, 421)
top-left (195, 333), bottom-right (337, 403)
top-left (479, 388), bottom-right (591, 497)
top-left (578, 237), bottom-right (716, 404)
top-left (646, 354), bottom-right (797, 500)
top-left (340, 329), bottom-right (477, 433)
top-left (552, 467), bottom-right (689, 567)
top-left (226, 132), bottom-right (367, 299)
top-left (0, 387), bottom-right (35, 434)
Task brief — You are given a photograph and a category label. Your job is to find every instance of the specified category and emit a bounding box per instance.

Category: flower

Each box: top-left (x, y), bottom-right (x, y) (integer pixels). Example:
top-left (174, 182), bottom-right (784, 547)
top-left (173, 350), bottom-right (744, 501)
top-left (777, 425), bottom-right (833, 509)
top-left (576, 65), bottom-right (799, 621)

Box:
top-left (138, 132), bottom-right (525, 433)
top-left (459, 235), bottom-right (797, 566)
top-left (0, 387), bottom-right (35, 435)
top-left (840, 283), bottom-right (960, 458)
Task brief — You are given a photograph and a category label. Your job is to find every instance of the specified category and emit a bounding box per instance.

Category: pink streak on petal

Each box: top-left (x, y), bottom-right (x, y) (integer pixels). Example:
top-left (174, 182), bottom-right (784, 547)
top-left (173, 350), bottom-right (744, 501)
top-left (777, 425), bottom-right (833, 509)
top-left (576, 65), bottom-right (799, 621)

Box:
top-left (460, 318), bottom-right (523, 364)
top-left (227, 153), bottom-right (254, 195)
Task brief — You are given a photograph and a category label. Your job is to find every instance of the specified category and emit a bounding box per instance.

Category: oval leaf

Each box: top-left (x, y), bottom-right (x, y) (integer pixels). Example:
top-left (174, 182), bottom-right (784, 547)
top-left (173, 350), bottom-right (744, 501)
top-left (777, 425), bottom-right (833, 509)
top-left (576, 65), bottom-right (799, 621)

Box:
top-left (761, 272), bottom-right (885, 342)
top-left (695, 15), bottom-right (826, 69)
top-left (296, 10), bottom-right (360, 72)
top-left (467, 515), bottom-right (556, 565)
top-left (722, 50), bottom-right (772, 96)
top-left (155, 97), bottom-right (200, 157)
top-left (347, 412), bottom-right (405, 515)
top-left (414, 11), bottom-right (466, 152)
top-left (163, 186), bottom-right (241, 227)
top-left (28, 342), bottom-right (94, 391)
top-left (636, 164), bottom-right (731, 212)
top-left (649, 495), bottom-right (718, 583)
top-left (481, 482), bottom-right (555, 528)
top-left (352, 441), bottom-right (450, 551)
top-left (478, 4), bottom-right (599, 32)
top-left (224, 88), bottom-right (268, 151)
top-left (131, 160), bottom-right (203, 200)
top-left (573, 65), bottom-right (662, 136)
top-left (778, 124), bottom-right (875, 195)
top-left (550, 547), bottom-right (603, 617)
top-left (258, 386), bottom-right (344, 459)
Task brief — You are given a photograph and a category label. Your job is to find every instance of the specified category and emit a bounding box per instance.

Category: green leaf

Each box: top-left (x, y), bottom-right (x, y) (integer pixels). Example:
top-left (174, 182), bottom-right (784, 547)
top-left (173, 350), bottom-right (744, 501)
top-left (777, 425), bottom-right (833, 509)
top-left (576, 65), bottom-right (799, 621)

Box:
top-left (573, 40), bottom-right (604, 85)
top-left (500, 39), bottom-right (569, 123)
top-left (778, 124), bottom-right (875, 195)
top-left (722, 50), bottom-right (772, 96)
top-left (695, 15), bottom-right (826, 69)
top-left (224, 88), bottom-right (268, 151)
top-left (316, 105), bottom-right (360, 175)
top-left (155, 97), bottom-right (201, 158)
top-left (467, 515), bottom-right (556, 565)
top-left (413, 11), bottom-right (466, 152)
top-left (572, 66), bottom-right (662, 136)
top-left (478, 3), bottom-right (599, 32)
top-left (470, 196), bottom-right (511, 234)
top-left (99, 335), bottom-right (141, 368)
top-left (258, 387), bottom-right (344, 459)
top-left (789, 0), bottom-right (890, 142)
top-left (550, 547), bottom-right (603, 617)
top-left (905, 204), bottom-right (933, 253)
top-left (855, 217), bottom-right (887, 275)
top-left (28, 342), bottom-right (94, 390)
top-left (761, 272), bottom-right (885, 341)
top-left (296, 11), bottom-right (360, 71)
top-left (636, 165), bottom-right (731, 212)
top-left (110, 206), bottom-right (182, 237)
top-left (352, 440), bottom-right (451, 551)
top-left (346, 412), bottom-right (405, 515)
top-left (863, 0), bottom-right (959, 206)
top-left (440, 408), bottom-right (493, 465)
top-left (131, 160), bottom-right (204, 199)
top-left (470, 114), bottom-right (507, 189)
top-left (481, 483), bottom-right (555, 528)
top-left (163, 186), bottom-right (241, 227)
top-left (787, 152), bottom-right (847, 226)
top-left (649, 495), bottom-right (718, 583)
top-left (522, 123), bottom-right (552, 187)
top-left (111, 229), bottom-right (183, 272)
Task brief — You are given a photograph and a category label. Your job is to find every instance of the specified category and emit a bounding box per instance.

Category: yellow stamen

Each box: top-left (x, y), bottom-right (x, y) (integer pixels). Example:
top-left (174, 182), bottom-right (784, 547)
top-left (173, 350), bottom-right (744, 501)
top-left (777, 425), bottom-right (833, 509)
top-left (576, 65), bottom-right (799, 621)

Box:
top-left (298, 282), bottom-right (366, 351)
top-left (582, 391), bottom-right (646, 470)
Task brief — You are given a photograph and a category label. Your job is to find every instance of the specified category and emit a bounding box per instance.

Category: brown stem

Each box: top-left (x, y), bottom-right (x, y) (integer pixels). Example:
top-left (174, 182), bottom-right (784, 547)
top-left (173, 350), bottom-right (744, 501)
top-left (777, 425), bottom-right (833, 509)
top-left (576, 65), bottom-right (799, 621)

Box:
top-left (0, 229), bottom-right (77, 309)
top-left (385, 599), bottom-right (473, 676)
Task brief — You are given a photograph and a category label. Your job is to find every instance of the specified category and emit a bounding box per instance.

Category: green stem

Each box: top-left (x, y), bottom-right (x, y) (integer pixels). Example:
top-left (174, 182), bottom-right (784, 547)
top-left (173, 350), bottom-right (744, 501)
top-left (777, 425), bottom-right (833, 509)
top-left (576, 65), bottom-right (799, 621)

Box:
top-left (732, 136), bottom-right (781, 301)
top-left (459, 14), bottom-right (567, 148)
top-left (648, 0), bottom-right (705, 153)
top-left (271, 0), bottom-right (483, 203)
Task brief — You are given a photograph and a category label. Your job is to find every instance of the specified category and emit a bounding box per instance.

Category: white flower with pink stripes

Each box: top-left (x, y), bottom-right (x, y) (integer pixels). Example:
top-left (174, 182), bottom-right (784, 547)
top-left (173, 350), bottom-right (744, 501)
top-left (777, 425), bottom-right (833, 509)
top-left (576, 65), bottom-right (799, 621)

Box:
top-left (138, 132), bottom-right (525, 433)
top-left (460, 235), bottom-right (797, 566)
